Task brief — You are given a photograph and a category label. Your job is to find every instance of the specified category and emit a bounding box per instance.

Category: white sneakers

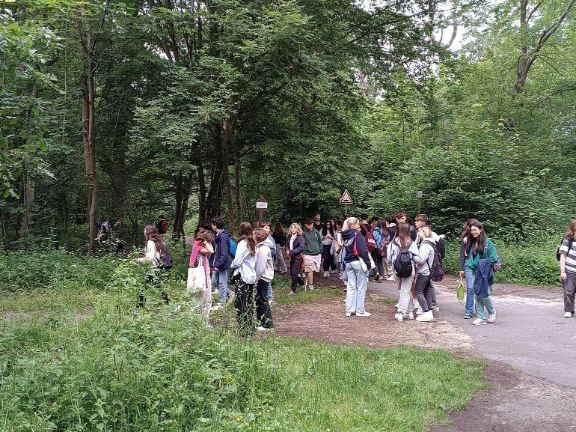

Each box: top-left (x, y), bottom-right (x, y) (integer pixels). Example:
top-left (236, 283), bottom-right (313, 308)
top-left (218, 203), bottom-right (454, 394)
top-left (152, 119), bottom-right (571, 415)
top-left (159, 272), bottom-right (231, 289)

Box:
top-left (323, 271), bottom-right (329, 278)
top-left (472, 318), bottom-right (487, 325)
top-left (487, 312), bottom-right (496, 323)
top-left (395, 312), bottom-right (415, 322)
top-left (564, 311), bottom-right (573, 318)
top-left (416, 310), bottom-right (434, 322)
top-left (356, 311), bottom-right (372, 317)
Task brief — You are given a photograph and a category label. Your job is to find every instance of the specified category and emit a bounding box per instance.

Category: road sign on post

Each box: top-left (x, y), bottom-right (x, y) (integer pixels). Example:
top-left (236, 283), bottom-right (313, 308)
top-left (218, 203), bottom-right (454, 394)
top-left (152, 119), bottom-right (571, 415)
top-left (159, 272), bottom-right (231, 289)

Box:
top-left (256, 196), bottom-right (268, 223)
top-left (339, 190), bottom-right (353, 216)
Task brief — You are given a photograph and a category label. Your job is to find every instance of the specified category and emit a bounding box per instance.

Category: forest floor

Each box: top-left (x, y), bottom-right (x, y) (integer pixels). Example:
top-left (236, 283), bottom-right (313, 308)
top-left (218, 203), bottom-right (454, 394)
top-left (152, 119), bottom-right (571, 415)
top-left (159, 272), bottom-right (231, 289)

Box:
top-left (274, 275), bottom-right (576, 432)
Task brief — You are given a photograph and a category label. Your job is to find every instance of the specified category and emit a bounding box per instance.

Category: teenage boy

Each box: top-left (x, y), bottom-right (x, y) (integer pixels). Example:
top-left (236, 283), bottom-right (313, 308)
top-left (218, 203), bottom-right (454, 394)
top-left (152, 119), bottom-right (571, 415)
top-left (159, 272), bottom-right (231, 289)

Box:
top-left (313, 213), bottom-right (322, 232)
top-left (396, 211), bottom-right (417, 241)
top-left (210, 216), bottom-right (234, 310)
top-left (303, 218), bottom-right (322, 290)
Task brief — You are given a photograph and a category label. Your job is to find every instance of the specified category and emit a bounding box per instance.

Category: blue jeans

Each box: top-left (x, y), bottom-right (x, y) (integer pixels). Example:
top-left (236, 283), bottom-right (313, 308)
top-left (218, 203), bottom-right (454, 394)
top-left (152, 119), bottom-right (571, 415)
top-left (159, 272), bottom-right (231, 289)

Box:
top-left (476, 287), bottom-right (495, 320)
top-left (464, 267), bottom-right (476, 316)
top-left (213, 269), bottom-right (233, 304)
top-left (345, 260), bottom-right (368, 314)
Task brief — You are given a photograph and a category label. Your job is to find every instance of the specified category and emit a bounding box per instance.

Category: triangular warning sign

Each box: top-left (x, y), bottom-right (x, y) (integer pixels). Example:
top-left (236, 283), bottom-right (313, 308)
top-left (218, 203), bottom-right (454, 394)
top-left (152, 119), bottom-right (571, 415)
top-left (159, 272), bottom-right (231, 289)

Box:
top-left (339, 190), bottom-right (353, 205)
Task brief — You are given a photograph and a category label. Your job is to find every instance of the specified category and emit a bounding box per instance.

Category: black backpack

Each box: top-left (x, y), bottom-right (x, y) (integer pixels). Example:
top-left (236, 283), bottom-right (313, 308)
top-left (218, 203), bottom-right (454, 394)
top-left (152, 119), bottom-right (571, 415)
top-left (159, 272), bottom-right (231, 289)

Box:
top-left (159, 243), bottom-right (173, 269)
top-left (424, 240), bottom-right (444, 282)
top-left (393, 242), bottom-right (413, 278)
top-left (435, 236), bottom-right (446, 259)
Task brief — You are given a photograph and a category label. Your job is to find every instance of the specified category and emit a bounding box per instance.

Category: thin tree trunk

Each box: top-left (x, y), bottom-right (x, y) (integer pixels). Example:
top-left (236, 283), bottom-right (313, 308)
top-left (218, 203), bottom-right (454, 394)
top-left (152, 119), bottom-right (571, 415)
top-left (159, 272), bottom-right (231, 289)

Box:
top-left (82, 60), bottom-right (97, 253)
top-left (221, 99), bottom-right (237, 235)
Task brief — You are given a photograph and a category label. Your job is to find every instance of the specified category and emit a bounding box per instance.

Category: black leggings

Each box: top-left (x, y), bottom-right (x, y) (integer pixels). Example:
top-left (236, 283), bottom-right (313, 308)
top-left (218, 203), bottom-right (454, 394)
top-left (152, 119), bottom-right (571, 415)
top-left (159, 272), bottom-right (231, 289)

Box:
top-left (290, 255), bottom-right (303, 292)
top-left (256, 279), bottom-right (273, 328)
top-left (322, 245), bottom-right (335, 271)
top-left (137, 269), bottom-right (169, 308)
top-left (233, 276), bottom-right (254, 336)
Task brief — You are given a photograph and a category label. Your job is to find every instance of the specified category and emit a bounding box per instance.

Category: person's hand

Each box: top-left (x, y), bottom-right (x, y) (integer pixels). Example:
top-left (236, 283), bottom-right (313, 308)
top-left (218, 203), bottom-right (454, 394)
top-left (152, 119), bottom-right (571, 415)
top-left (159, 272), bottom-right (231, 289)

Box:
top-left (561, 272), bottom-right (568, 281)
top-left (459, 271), bottom-right (464, 279)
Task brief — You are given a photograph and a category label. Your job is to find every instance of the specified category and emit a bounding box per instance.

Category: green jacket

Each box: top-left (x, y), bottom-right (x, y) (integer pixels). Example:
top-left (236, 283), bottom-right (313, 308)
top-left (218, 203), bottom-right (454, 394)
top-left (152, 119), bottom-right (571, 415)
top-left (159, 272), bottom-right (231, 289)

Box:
top-left (465, 238), bottom-right (498, 270)
top-left (303, 228), bottom-right (322, 255)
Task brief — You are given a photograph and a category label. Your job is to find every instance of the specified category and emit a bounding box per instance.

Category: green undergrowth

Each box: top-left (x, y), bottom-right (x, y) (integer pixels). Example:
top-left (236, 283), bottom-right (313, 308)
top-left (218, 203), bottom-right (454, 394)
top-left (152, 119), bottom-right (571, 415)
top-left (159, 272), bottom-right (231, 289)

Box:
top-left (0, 257), bottom-right (486, 431)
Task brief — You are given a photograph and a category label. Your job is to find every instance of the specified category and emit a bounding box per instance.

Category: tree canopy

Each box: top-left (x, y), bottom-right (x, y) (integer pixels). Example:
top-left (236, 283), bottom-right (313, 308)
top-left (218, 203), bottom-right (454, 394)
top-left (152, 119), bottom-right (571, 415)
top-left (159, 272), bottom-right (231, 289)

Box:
top-left (1, 0), bottom-right (576, 249)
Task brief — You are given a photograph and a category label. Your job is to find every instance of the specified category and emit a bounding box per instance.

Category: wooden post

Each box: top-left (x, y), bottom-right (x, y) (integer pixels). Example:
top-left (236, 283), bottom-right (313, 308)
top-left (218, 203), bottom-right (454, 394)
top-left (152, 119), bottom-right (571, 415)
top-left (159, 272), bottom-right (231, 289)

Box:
top-left (256, 196), bottom-right (268, 224)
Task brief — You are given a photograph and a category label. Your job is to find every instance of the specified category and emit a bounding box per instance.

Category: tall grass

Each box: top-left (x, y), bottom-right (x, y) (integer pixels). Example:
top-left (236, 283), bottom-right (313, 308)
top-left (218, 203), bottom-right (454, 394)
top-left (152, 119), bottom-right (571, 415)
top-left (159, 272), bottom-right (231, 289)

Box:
top-left (0, 255), bottom-right (486, 431)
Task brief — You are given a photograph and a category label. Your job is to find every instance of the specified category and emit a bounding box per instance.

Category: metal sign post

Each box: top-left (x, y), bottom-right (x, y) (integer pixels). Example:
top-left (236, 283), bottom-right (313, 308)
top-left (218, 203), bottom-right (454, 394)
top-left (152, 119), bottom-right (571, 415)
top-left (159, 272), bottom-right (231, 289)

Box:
top-left (256, 196), bottom-right (268, 223)
top-left (416, 190), bottom-right (423, 214)
top-left (339, 190), bottom-right (353, 217)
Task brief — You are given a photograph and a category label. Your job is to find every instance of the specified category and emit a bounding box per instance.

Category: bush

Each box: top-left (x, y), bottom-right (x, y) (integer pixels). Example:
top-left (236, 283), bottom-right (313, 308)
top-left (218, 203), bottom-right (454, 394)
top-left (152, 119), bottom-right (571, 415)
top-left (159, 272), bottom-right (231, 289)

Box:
top-left (0, 261), bottom-right (279, 431)
top-left (0, 250), bottom-right (118, 293)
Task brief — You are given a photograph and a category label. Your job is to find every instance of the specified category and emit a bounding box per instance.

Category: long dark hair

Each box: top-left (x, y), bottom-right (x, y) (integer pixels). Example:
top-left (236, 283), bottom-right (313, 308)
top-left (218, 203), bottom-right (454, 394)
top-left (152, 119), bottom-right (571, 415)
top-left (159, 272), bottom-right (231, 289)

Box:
top-left (144, 224), bottom-right (162, 251)
top-left (273, 222), bottom-right (285, 237)
top-left (377, 219), bottom-right (390, 238)
top-left (460, 218), bottom-right (479, 241)
top-left (321, 220), bottom-right (334, 237)
top-left (466, 220), bottom-right (487, 254)
top-left (238, 221), bottom-right (256, 255)
top-left (396, 222), bottom-right (412, 248)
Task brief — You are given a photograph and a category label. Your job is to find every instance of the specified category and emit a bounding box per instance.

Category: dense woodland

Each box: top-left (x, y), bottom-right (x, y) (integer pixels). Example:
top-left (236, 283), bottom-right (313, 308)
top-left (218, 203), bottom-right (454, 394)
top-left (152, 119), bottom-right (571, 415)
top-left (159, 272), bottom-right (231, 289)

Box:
top-left (2, 0), bottom-right (576, 251)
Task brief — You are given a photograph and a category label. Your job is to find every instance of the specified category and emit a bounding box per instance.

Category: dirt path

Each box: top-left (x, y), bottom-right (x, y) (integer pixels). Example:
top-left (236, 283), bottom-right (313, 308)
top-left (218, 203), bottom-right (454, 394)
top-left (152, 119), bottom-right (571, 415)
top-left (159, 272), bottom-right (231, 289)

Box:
top-left (275, 276), bottom-right (576, 431)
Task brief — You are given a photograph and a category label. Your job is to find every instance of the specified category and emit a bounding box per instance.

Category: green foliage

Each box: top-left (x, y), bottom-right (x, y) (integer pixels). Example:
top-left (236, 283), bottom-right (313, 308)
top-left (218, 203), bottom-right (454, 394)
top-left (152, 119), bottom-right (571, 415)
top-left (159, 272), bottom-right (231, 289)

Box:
top-left (0, 257), bottom-right (485, 432)
top-left (0, 250), bottom-right (117, 292)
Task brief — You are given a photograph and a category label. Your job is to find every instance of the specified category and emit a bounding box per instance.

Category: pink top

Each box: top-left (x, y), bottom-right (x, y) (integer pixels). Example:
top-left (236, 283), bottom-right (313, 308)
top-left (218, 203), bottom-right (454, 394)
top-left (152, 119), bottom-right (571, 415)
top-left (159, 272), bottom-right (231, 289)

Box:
top-left (190, 240), bottom-right (211, 290)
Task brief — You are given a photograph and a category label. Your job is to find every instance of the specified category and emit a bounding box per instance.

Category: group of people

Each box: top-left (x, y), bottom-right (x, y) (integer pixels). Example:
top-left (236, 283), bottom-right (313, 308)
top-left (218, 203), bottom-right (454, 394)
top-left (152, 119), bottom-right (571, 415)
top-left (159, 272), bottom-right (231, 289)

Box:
top-left (134, 209), bottom-right (530, 333)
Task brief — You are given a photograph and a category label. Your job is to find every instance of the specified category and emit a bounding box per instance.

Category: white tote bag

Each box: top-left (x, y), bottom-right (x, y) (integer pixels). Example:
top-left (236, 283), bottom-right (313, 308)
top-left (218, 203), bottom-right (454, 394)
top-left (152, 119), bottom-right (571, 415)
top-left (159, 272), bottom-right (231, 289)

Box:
top-left (187, 253), bottom-right (207, 294)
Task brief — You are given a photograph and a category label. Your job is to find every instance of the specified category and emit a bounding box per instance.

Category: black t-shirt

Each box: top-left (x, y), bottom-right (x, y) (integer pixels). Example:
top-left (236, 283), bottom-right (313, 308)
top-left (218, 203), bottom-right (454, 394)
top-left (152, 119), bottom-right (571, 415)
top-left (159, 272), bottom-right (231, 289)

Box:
top-left (314, 222), bottom-right (322, 232)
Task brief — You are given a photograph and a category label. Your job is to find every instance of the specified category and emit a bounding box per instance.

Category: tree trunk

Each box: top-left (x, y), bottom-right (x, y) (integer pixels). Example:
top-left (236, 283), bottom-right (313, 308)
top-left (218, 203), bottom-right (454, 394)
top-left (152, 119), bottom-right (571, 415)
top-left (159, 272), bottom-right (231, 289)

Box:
top-left (234, 158), bottom-right (242, 226)
top-left (18, 175), bottom-right (35, 238)
top-left (221, 96), bottom-right (238, 235)
top-left (82, 58), bottom-right (97, 253)
top-left (174, 173), bottom-right (191, 240)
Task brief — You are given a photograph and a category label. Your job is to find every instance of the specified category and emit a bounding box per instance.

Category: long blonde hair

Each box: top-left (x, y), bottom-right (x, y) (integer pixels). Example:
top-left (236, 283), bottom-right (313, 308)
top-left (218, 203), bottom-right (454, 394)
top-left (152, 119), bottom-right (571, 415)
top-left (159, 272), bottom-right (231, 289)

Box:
top-left (342, 217), bottom-right (359, 232)
top-left (289, 222), bottom-right (303, 236)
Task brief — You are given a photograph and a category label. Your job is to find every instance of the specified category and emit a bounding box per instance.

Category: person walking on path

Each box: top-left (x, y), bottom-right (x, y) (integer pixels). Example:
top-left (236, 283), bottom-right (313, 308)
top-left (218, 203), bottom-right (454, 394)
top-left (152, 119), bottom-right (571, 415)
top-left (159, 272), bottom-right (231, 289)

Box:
top-left (286, 223), bottom-right (305, 295)
top-left (413, 226), bottom-right (436, 322)
top-left (254, 228), bottom-right (275, 331)
top-left (321, 220), bottom-right (335, 277)
top-left (136, 224), bottom-right (170, 308)
top-left (459, 219), bottom-right (478, 319)
top-left (389, 222), bottom-right (419, 321)
top-left (559, 220), bottom-right (576, 318)
top-left (189, 228), bottom-right (215, 319)
top-left (210, 216), bottom-right (234, 310)
top-left (302, 218), bottom-right (322, 290)
top-left (230, 222), bottom-right (257, 335)
top-left (342, 217), bottom-right (372, 317)
top-left (272, 223), bottom-right (288, 274)
top-left (461, 220), bottom-right (499, 325)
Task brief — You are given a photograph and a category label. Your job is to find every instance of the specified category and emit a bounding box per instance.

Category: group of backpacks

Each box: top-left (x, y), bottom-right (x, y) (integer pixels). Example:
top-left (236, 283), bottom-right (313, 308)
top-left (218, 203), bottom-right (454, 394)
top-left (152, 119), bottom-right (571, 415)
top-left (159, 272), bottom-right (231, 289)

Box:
top-left (360, 222), bottom-right (446, 282)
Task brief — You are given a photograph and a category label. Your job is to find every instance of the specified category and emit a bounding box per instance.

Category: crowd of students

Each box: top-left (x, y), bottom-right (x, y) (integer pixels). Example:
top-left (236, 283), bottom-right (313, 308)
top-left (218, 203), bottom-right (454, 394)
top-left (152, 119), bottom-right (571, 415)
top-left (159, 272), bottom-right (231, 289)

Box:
top-left (135, 211), bottom-right (576, 333)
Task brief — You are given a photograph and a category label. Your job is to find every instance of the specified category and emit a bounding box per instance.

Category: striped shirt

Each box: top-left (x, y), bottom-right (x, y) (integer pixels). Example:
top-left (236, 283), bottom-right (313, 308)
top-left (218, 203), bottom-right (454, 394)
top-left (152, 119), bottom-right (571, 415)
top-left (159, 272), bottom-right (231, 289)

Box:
top-left (559, 239), bottom-right (576, 274)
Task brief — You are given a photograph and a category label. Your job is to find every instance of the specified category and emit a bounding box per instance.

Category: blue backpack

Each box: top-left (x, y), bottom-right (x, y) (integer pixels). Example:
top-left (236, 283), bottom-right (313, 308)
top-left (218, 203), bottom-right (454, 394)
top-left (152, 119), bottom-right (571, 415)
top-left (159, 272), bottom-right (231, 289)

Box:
top-left (228, 237), bottom-right (237, 257)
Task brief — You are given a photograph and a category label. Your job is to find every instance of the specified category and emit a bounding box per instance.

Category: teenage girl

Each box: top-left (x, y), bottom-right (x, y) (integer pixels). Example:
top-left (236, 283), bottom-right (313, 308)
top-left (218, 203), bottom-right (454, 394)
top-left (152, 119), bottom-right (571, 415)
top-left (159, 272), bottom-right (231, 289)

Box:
top-left (230, 222), bottom-right (257, 334)
top-left (189, 228), bottom-right (215, 318)
top-left (136, 224), bottom-right (170, 307)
